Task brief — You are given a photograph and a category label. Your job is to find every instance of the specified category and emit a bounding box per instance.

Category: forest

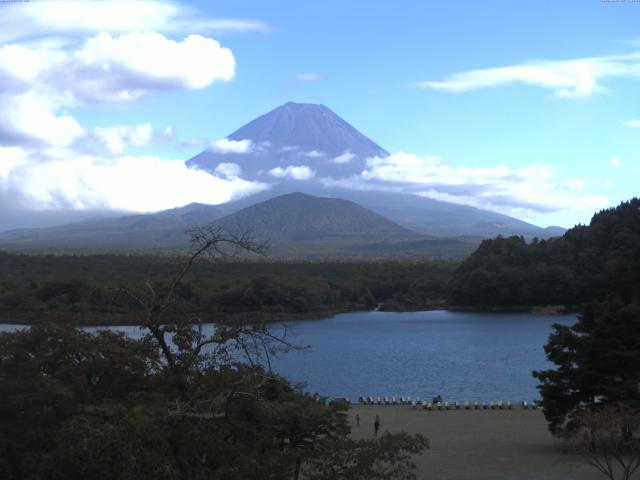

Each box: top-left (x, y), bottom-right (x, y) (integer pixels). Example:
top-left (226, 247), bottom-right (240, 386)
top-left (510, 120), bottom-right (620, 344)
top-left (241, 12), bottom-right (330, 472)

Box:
top-left (0, 253), bottom-right (455, 326)
top-left (2, 199), bottom-right (639, 326)
top-left (448, 198), bottom-right (640, 309)
top-left (0, 230), bottom-right (428, 480)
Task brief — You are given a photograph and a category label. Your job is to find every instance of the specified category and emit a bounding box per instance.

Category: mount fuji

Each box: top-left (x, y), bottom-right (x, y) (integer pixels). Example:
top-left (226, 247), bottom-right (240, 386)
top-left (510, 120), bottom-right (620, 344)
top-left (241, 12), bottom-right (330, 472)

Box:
top-left (187, 102), bottom-right (564, 239)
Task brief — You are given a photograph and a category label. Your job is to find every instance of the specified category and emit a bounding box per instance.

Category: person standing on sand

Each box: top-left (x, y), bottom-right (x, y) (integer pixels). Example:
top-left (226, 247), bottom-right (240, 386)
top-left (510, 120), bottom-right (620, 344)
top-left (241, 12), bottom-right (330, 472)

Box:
top-left (356, 413), bottom-right (360, 427)
top-left (374, 415), bottom-right (380, 436)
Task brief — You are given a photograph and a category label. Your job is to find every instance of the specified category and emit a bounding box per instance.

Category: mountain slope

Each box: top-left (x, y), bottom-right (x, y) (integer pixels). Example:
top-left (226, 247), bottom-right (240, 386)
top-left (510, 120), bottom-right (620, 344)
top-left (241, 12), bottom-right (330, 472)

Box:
top-left (211, 192), bottom-right (477, 257)
top-left (0, 203), bottom-right (226, 250)
top-left (215, 192), bottom-right (415, 240)
top-left (187, 102), bottom-right (387, 179)
top-left (0, 193), bottom-right (478, 257)
top-left (228, 102), bottom-right (388, 157)
top-left (186, 101), bottom-right (564, 239)
top-left (217, 184), bottom-right (563, 239)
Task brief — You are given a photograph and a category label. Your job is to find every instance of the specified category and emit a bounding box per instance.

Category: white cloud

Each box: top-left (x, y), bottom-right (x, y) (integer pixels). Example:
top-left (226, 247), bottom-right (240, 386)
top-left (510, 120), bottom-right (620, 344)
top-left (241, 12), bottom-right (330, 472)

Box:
top-left (415, 52), bottom-right (640, 98)
top-left (214, 162), bottom-right (242, 178)
top-left (268, 165), bottom-right (315, 180)
top-left (0, 31), bottom-right (235, 108)
top-left (0, 31), bottom-right (235, 150)
top-left (332, 151), bottom-right (356, 164)
top-left (609, 156), bottom-right (621, 167)
top-left (0, 44), bottom-right (55, 90)
top-left (91, 123), bottom-right (174, 155)
top-left (0, 93), bottom-right (84, 147)
top-left (0, 148), bottom-right (265, 212)
top-left (0, 146), bottom-right (27, 182)
top-left (322, 152), bottom-right (608, 219)
top-left (624, 118), bottom-right (640, 127)
top-left (209, 138), bottom-right (253, 154)
top-left (296, 72), bottom-right (319, 81)
top-left (0, 0), bottom-right (268, 43)
top-left (302, 150), bottom-right (324, 158)
top-left (604, 179), bottom-right (614, 188)
top-left (66, 31), bottom-right (235, 104)
top-left (0, 5), bottom-right (258, 216)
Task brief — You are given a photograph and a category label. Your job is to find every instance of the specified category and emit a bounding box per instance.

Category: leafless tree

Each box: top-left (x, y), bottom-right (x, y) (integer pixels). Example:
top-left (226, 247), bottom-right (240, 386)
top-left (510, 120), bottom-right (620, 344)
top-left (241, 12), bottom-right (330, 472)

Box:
top-left (567, 406), bottom-right (640, 480)
top-left (116, 225), bottom-right (296, 374)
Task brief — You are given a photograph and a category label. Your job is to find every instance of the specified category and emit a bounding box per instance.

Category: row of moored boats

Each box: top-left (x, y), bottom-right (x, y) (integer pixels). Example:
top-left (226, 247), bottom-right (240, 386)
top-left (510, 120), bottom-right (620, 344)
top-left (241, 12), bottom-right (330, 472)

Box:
top-left (357, 397), bottom-right (540, 409)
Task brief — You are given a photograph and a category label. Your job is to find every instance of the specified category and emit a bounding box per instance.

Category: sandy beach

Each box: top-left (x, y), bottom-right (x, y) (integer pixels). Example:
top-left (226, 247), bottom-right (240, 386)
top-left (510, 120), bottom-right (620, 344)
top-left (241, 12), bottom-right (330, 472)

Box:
top-left (348, 405), bottom-right (603, 480)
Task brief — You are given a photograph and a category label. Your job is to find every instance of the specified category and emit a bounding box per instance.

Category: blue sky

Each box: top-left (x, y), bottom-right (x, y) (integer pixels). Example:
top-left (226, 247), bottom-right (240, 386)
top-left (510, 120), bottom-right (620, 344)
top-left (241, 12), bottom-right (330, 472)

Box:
top-left (0, 0), bottom-right (639, 228)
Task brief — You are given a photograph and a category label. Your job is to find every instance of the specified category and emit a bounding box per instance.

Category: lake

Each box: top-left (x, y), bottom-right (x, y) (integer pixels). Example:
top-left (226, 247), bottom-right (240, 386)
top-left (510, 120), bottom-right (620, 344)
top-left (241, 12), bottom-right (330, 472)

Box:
top-left (0, 310), bottom-right (576, 403)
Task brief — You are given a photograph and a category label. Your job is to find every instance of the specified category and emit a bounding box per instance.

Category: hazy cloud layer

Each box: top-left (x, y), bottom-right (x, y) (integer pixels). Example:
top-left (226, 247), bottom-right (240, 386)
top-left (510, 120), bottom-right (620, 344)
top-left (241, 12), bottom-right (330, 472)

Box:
top-left (415, 52), bottom-right (640, 98)
top-left (321, 152), bottom-right (608, 219)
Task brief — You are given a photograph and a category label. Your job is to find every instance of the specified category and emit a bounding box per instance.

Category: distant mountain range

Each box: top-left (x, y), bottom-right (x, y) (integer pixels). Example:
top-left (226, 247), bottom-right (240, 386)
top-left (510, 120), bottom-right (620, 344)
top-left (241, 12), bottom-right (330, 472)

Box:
top-left (0, 192), bottom-right (477, 257)
top-left (0, 202), bottom-right (225, 250)
top-left (0, 101), bottom-right (565, 256)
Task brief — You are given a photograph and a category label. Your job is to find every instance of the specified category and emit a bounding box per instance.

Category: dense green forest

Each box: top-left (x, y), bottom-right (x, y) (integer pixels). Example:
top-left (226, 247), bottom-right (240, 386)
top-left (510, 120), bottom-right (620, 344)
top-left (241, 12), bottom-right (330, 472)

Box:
top-left (0, 254), bottom-right (455, 325)
top-left (3, 199), bottom-right (639, 324)
top-left (523, 199), bottom-right (640, 443)
top-left (0, 232), bottom-right (428, 479)
top-left (448, 198), bottom-right (640, 308)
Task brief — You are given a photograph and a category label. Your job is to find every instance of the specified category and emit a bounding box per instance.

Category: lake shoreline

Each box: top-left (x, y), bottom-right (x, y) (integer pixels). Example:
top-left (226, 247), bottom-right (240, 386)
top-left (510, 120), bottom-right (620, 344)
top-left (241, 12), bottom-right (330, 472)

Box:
top-left (0, 303), bottom-right (577, 327)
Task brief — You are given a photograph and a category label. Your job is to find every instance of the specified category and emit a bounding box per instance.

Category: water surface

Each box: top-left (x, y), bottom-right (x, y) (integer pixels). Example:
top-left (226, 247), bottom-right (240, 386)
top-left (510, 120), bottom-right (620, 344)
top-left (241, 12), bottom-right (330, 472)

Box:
top-left (269, 310), bottom-right (575, 402)
top-left (0, 310), bottom-right (576, 402)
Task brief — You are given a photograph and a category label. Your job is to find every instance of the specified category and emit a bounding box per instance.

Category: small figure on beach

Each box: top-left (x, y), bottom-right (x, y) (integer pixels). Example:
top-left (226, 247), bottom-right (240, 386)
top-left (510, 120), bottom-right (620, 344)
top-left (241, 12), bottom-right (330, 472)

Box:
top-left (356, 413), bottom-right (360, 427)
top-left (432, 394), bottom-right (442, 404)
top-left (374, 415), bottom-right (380, 436)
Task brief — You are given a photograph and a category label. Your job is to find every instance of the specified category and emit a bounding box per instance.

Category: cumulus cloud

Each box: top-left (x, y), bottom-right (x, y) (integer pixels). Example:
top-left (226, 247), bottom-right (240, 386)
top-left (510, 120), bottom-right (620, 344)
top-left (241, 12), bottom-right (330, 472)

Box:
top-left (624, 119), bottom-right (640, 127)
top-left (0, 0), bottom-right (268, 43)
top-left (268, 165), bottom-right (315, 180)
top-left (296, 72), bottom-right (319, 81)
top-left (59, 31), bottom-right (235, 104)
top-left (322, 152), bottom-right (608, 219)
top-left (0, 93), bottom-right (84, 147)
top-left (415, 52), bottom-right (640, 98)
top-left (332, 151), bottom-right (356, 164)
top-left (0, 2), bottom-right (267, 217)
top-left (214, 162), bottom-right (242, 178)
top-left (0, 147), bottom-right (266, 212)
top-left (90, 123), bottom-right (174, 155)
top-left (609, 156), bottom-right (621, 167)
top-left (209, 138), bottom-right (253, 154)
top-left (0, 30), bottom-right (235, 152)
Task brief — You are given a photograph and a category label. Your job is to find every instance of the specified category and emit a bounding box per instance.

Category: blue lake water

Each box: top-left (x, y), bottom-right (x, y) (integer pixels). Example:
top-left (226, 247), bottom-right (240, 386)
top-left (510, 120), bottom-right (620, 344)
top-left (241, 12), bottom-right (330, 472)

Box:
top-left (0, 310), bottom-right (576, 403)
